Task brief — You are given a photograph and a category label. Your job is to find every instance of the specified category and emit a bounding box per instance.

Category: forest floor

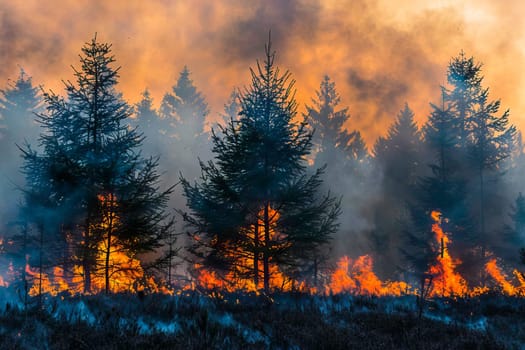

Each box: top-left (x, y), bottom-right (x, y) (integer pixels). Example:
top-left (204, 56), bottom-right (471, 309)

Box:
top-left (0, 289), bottom-right (522, 349)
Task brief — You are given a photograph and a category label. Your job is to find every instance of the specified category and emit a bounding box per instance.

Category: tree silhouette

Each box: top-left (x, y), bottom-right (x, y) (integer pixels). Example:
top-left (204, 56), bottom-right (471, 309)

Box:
top-left (181, 37), bottom-right (340, 292)
top-left (21, 36), bottom-right (174, 294)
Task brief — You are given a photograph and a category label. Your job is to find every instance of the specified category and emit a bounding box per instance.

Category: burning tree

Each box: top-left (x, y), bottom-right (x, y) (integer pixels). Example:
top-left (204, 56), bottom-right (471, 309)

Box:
top-left (19, 36), bottom-right (174, 295)
top-left (181, 37), bottom-right (341, 293)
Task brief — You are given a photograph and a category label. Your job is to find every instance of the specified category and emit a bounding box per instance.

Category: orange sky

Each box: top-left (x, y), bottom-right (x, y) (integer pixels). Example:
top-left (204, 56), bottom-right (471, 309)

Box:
top-left (1, 0), bottom-right (524, 146)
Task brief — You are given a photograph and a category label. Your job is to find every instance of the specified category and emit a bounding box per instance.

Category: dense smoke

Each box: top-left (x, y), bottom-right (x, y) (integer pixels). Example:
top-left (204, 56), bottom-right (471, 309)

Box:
top-left (1, 0), bottom-right (525, 144)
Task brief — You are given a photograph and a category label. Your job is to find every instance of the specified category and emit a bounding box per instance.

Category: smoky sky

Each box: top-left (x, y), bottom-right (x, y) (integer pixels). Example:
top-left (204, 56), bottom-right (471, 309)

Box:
top-left (1, 0), bottom-right (524, 146)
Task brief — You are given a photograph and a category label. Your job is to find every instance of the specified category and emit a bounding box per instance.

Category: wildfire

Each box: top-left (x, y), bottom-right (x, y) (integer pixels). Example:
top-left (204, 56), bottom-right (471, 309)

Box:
top-left (485, 259), bottom-right (525, 296)
top-left (23, 194), bottom-right (172, 296)
top-left (191, 206), bottom-right (295, 294)
top-left (428, 210), bottom-right (468, 297)
top-left (3, 207), bottom-right (525, 298)
top-left (327, 255), bottom-right (410, 296)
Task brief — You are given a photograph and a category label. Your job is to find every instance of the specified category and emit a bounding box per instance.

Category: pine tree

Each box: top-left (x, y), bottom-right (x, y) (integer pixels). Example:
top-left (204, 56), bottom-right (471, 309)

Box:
top-left (133, 89), bottom-right (166, 157)
top-left (220, 89), bottom-right (241, 125)
top-left (135, 89), bottom-right (158, 132)
top-left (446, 51), bottom-right (483, 149)
top-left (420, 90), bottom-right (470, 229)
top-left (467, 86), bottom-right (516, 261)
top-left (160, 66), bottom-right (209, 161)
top-left (0, 68), bottom-right (41, 145)
top-left (21, 36), bottom-right (173, 294)
top-left (181, 37), bottom-right (340, 292)
top-left (373, 103), bottom-right (421, 197)
top-left (371, 104), bottom-right (422, 275)
top-left (0, 69), bottom-right (42, 235)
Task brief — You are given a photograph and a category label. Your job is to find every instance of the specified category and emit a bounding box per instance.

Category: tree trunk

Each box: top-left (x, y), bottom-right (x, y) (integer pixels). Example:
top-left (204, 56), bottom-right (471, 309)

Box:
top-left (263, 202), bottom-right (270, 293)
top-left (83, 217), bottom-right (92, 294)
top-left (38, 223), bottom-right (44, 305)
top-left (479, 166), bottom-right (486, 286)
top-left (22, 222), bottom-right (28, 308)
top-left (253, 220), bottom-right (259, 288)
top-left (104, 193), bottom-right (115, 294)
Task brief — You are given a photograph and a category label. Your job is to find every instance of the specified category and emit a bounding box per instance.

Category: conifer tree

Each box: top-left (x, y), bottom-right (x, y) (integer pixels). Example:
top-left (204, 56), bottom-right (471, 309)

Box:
top-left (133, 89), bottom-right (166, 157)
top-left (160, 66), bottom-right (210, 163)
top-left (181, 37), bottom-right (340, 292)
top-left (0, 68), bottom-right (41, 145)
top-left (371, 104), bottom-right (422, 275)
top-left (21, 36), bottom-right (173, 294)
top-left (467, 86), bottom-right (516, 261)
top-left (0, 69), bottom-right (41, 235)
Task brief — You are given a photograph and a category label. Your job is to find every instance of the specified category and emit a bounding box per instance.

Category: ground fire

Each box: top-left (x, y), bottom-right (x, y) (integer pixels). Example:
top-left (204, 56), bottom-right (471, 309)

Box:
top-left (0, 209), bottom-right (523, 297)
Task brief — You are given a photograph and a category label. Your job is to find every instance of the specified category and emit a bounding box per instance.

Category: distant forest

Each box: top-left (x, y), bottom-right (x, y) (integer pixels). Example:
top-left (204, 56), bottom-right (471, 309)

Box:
top-left (0, 35), bottom-right (523, 296)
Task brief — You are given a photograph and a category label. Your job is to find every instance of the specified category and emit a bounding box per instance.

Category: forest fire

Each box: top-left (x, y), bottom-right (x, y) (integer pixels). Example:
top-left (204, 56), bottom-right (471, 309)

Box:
top-left (427, 210), bottom-right (469, 297)
top-left (189, 206), bottom-right (296, 294)
top-left (18, 194), bottom-right (173, 296)
top-left (485, 259), bottom-right (525, 296)
top-left (327, 255), bottom-right (410, 296)
top-left (2, 209), bottom-right (524, 298)
top-left (25, 237), bottom-right (163, 296)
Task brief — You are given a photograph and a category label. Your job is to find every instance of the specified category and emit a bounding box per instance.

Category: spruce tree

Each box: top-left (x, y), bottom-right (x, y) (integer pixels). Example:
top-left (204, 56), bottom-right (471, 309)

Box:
top-left (467, 86), bottom-right (516, 261)
top-left (0, 69), bottom-right (41, 235)
top-left (0, 68), bottom-right (41, 145)
top-left (371, 104), bottom-right (422, 275)
top-left (133, 89), bottom-right (166, 157)
top-left (160, 66), bottom-right (210, 165)
top-left (21, 36), bottom-right (173, 294)
top-left (181, 37), bottom-right (340, 292)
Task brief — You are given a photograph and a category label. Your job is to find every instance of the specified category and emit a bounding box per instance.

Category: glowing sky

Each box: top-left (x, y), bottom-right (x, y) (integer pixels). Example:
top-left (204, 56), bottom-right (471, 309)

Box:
top-left (1, 0), bottom-right (524, 145)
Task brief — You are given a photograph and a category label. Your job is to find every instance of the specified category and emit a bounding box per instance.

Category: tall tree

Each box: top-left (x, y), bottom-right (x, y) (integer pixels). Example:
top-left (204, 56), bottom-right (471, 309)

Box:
top-left (305, 75), bottom-right (370, 276)
top-left (446, 51), bottom-right (483, 149)
top-left (181, 37), bottom-right (340, 292)
top-left (419, 90), bottom-right (470, 232)
top-left (133, 89), bottom-right (166, 157)
top-left (220, 89), bottom-right (241, 125)
top-left (0, 69), bottom-right (41, 235)
top-left (466, 85), bottom-right (516, 262)
top-left (160, 66), bottom-right (210, 165)
top-left (373, 103), bottom-right (422, 198)
top-left (0, 68), bottom-right (41, 146)
top-left (371, 104), bottom-right (422, 275)
top-left (21, 36), bottom-right (173, 294)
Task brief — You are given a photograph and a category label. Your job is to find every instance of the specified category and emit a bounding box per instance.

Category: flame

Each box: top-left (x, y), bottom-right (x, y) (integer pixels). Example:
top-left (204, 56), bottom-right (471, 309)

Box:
top-left (428, 211), bottom-right (468, 297)
top-left (24, 194), bottom-right (172, 296)
top-left (327, 255), bottom-right (411, 296)
top-left (192, 206), bottom-right (300, 293)
top-left (484, 259), bottom-right (525, 296)
top-left (4, 206), bottom-right (525, 298)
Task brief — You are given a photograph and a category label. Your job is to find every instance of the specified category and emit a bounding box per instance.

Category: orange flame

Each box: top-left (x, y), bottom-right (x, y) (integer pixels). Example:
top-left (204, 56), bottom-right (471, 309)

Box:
top-left (327, 255), bottom-right (411, 296)
top-left (428, 211), bottom-right (468, 297)
top-left (485, 259), bottom-right (525, 296)
top-left (4, 207), bottom-right (525, 298)
top-left (24, 194), bottom-right (172, 296)
top-left (192, 206), bottom-right (300, 293)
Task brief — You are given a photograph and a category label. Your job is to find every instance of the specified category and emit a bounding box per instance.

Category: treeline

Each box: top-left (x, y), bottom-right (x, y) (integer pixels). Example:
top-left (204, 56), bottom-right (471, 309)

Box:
top-left (0, 35), bottom-right (523, 295)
